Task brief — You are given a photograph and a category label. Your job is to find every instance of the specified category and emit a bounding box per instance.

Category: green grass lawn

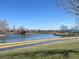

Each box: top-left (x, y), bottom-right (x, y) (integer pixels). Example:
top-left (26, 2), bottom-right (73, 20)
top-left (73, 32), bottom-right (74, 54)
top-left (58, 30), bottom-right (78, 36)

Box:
top-left (0, 40), bottom-right (79, 59)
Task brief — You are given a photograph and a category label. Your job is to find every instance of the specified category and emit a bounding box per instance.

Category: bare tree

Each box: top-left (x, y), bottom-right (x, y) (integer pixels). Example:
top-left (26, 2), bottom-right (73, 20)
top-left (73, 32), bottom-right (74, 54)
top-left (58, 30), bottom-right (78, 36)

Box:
top-left (12, 25), bottom-right (16, 32)
top-left (60, 25), bottom-right (68, 31)
top-left (57, 0), bottom-right (79, 15)
top-left (17, 26), bottom-right (26, 34)
top-left (57, 0), bottom-right (79, 29)
top-left (0, 19), bottom-right (8, 34)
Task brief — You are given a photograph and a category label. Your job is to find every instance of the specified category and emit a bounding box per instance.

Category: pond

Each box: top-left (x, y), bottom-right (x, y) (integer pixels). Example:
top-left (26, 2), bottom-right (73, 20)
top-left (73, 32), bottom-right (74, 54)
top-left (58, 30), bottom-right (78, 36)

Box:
top-left (0, 34), bottom-right (61, 43)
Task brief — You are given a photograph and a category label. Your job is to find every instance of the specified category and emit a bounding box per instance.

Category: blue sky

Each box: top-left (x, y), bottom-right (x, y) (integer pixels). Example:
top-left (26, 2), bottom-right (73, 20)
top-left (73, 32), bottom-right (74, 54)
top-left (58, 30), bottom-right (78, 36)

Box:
top-left (0, 0), bottom-right (75, 30)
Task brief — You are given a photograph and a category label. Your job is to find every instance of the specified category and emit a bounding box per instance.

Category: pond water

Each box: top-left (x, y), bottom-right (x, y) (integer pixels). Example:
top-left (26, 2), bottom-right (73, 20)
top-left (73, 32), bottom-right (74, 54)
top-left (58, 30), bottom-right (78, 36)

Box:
top-left (0, 34), bottom-right (61, 43)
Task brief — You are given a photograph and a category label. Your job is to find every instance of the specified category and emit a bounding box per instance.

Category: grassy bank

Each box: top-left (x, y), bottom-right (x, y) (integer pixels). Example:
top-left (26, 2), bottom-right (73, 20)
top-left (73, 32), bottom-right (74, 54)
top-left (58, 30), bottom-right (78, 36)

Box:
top-left (0, 39), bottom-right (79, 59)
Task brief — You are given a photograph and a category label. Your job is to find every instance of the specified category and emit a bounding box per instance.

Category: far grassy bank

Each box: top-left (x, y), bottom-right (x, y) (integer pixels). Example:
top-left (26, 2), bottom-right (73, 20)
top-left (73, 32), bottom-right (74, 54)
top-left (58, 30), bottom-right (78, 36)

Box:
top-left (0, 38), bottom-right (79, 59)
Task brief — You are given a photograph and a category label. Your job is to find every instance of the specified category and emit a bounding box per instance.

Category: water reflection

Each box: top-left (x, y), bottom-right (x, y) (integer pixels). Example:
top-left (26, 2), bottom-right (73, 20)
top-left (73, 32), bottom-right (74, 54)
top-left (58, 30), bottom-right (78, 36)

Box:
top-left (0, 34), bottom-right (60, 43)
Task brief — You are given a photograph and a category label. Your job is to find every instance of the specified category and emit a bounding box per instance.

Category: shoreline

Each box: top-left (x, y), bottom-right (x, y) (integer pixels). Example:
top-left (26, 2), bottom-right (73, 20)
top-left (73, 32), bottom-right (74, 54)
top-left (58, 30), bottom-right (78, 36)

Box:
top-left (0, 34), bottom-right (6, 37)
top-left (0, 37), bottom-right (79, 49)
